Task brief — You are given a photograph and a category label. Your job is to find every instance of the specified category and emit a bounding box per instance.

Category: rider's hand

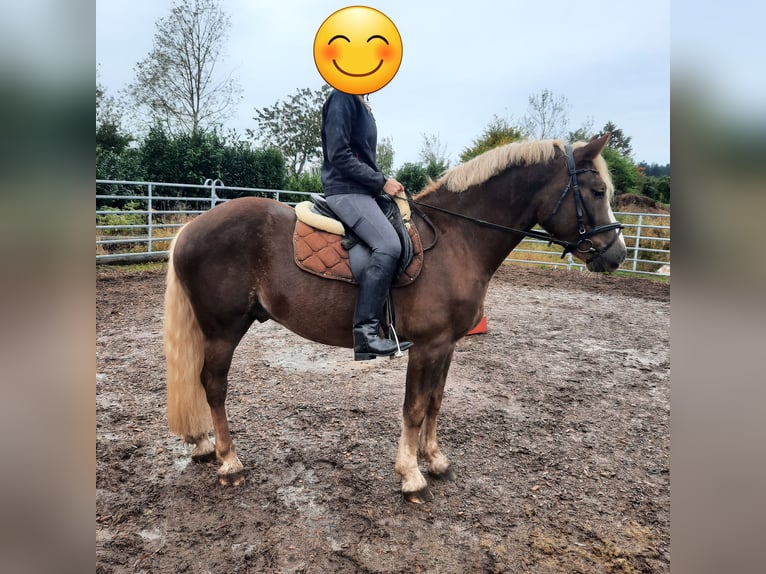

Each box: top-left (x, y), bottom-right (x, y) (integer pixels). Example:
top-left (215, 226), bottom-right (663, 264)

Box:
top-left (383, 178), bottom-right (405, 197)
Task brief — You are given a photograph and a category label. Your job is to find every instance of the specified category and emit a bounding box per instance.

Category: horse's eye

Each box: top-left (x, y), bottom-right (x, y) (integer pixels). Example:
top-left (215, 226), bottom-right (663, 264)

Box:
top-left (593, 190), bottom-right (606, 198)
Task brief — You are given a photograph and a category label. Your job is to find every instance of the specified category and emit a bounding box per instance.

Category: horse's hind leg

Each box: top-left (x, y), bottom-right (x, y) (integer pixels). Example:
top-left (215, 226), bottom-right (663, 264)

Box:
top-left (186, 433), bottom-right (215, 462)
top-left (201, 337), bottom-right (244, 486)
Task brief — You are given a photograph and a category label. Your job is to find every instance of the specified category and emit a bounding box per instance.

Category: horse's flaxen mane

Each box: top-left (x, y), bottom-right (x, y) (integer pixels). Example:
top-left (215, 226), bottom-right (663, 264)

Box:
top-left (574, 141), bottom-right (615, 201)
top-left (418, 139), bottom-right (614, 200)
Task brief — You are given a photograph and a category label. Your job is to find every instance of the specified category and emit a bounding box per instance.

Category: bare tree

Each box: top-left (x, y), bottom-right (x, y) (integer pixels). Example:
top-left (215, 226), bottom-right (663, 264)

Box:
top-left (521, 89), bottom-right (571, 139)
top-left (377, 136), bottom-right (395, 175)
top-left (127, 0), bottom-right (241, 135)
top-left (419, 133), bottom-right (450, 178)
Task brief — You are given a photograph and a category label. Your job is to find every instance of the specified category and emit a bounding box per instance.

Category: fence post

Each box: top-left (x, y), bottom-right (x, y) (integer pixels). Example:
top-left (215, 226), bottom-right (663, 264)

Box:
top-left (632, 213), bottom-right (643, 272)
top-left (205, 178), bottom-right (224, 209)
top-left (147, 183), bottom-right (153, 253)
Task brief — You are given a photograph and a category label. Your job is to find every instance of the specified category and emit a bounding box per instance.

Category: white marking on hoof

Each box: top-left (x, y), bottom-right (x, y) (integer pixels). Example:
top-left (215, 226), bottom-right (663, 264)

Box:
top-left (190, 434), bottom-right (215, 460)
top-left (427, 452), bottom-right (451, 475)
top-left (400, 470), bottom-right (428, 495)
top-left (217, 456), bottom-right (244, 486)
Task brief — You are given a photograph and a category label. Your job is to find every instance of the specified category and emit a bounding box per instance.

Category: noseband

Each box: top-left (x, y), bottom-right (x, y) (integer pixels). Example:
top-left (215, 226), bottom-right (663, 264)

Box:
top-left (408, 144), bottom-right (623, 259)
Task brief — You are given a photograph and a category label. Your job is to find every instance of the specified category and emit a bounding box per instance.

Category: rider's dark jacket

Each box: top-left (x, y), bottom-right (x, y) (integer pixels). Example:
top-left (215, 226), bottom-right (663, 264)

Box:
top-left (321, 90), bottom-right (387, 197)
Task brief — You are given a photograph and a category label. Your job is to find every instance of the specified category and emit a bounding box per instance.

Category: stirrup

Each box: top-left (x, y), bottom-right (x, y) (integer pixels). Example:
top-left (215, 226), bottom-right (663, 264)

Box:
top-left (388, 324), bottom-right (407, 358)
top-left (385, 296), bottom-right (412, 358)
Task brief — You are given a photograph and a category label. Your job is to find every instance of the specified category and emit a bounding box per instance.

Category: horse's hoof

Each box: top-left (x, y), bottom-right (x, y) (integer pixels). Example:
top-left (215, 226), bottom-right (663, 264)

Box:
top-left (217, 472), bottom-right (245, 487)
top-left (429, 466), bottom-right (456, 481)
top-left (403, 486), bottom-right (433, 505)
top-left (192, 450), bottom-right (216, 463)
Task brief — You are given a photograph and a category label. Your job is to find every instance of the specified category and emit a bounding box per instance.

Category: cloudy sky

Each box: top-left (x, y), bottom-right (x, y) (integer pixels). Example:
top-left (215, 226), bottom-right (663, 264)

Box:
top-left (97, 0), bottom-right (670, 168)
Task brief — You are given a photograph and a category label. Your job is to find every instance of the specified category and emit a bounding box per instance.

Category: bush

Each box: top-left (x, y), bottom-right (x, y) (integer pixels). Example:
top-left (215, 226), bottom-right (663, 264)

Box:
top-left (639, 175), bottom-right (670, 204)
top-left (132, 126), bottom-right (287, 191)
top-left (96, 205), bottom-right (145, 234)
top-left (97, 147), bottom-right (146, 183)
top-left (396, 162), bottom-right (429, 195)
top-left (285, 172), bottom-right (323, 194)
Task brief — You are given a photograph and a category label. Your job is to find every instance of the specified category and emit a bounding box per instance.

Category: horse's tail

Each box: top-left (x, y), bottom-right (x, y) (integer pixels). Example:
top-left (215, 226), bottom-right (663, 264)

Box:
top-left (163, 227), bottom-right (212, 439)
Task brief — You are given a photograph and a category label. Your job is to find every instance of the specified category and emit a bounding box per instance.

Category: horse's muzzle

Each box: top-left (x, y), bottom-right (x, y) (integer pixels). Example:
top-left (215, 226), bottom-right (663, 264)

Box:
top-left (586, 236), bottom-right (627, 272)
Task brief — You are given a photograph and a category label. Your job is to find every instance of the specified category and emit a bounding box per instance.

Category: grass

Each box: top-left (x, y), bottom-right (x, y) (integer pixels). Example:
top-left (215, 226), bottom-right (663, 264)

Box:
top-left (96, 211), bottom-right (194, 257)
top-left (611, 270), bottom-right (670, 283)
top-left (96, 261), bottom-right (166, 275)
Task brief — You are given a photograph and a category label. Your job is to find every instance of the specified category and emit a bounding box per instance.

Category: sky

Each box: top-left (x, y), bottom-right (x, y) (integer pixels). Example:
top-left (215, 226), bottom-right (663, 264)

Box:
top-left (96, 0), bottom-right (671, 169)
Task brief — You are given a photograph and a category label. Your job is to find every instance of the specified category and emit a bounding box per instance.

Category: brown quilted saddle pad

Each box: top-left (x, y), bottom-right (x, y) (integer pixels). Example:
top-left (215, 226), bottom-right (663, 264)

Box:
top-left (293, 220), bottom-right (424, 286)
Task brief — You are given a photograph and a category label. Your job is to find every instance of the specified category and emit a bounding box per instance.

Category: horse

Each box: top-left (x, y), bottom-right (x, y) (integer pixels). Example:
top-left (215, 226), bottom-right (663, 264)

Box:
top-left (163, 134), bottom-right (626, 504)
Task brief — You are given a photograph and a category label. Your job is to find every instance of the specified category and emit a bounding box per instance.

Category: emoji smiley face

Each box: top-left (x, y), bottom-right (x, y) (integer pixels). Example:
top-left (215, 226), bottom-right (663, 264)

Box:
top-left (313, 6), bottom-right (403, 94)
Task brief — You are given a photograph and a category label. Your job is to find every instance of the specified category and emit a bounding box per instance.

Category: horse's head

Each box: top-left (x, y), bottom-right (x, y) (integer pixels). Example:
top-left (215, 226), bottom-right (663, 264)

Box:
top-left (536, 134), bottom-right (627, 272)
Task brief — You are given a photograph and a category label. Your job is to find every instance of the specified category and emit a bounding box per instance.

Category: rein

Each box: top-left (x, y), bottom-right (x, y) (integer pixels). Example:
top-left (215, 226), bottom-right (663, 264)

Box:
top-left (407, 144), bottom-right (623, 259)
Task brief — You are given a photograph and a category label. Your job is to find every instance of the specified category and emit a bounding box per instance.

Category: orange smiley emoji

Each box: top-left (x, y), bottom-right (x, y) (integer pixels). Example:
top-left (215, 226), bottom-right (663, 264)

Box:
top-left (313, 6), bottom-right (403, 94)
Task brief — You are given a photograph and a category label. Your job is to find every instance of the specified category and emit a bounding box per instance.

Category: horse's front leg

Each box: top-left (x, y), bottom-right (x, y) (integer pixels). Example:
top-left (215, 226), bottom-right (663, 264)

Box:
top-left (395, 345), bottom-right (455, 504)
top-left (419, 358), bottom-right (456, 482)
top-left (201, 338), bottom-right (244, 486)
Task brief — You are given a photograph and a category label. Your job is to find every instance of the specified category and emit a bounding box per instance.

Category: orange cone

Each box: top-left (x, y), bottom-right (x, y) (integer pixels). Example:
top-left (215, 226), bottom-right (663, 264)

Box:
top-left (466, 315), bottom-right (487, 336)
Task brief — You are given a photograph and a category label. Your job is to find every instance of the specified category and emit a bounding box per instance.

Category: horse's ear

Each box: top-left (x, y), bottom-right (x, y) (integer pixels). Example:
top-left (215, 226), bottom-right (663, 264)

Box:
top-left (581, 132), bottom-right (611, 159)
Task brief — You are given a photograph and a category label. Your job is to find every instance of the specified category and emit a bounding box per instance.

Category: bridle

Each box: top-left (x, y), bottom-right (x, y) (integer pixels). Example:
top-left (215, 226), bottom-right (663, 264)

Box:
top-left (408, 144), bottom-right (624, 259)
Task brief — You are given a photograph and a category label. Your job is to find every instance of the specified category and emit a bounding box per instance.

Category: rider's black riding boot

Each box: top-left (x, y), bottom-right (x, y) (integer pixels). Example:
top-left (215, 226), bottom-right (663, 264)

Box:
top-left (353, 252), bottom-right (413, 361)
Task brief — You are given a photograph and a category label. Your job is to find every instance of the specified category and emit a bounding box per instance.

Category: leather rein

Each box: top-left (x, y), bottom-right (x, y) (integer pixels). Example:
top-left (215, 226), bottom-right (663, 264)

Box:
top-left (407, 144), bottom-right (624, 259)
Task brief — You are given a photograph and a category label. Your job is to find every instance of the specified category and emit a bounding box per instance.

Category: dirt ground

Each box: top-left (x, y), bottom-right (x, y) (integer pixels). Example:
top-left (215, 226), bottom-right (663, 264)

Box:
top-left (96, 264), bottom-right (669, 573)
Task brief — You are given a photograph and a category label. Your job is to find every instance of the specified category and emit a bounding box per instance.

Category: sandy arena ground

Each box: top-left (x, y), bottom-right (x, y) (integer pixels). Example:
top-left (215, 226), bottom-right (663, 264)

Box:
top-left (97, 264), bottom-right (669, 573)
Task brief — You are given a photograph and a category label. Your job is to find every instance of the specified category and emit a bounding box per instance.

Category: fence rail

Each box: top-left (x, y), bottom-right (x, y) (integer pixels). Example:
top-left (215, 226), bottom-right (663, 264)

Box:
top-left (96, 180), bottom-right (670, 276)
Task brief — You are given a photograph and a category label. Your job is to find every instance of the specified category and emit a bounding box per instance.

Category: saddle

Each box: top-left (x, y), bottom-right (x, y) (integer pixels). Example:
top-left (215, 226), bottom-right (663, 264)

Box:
top-left (293, 194), bottom-right (424, 286)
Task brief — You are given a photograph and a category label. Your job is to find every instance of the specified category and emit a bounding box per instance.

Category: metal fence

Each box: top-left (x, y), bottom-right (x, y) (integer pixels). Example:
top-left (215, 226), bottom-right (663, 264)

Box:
top-left (507, 211), bottom-right (670, 276)
top-left (96, 179), bottom-right (314, 263)
top-left (96, 180), bottom-right (670, 276)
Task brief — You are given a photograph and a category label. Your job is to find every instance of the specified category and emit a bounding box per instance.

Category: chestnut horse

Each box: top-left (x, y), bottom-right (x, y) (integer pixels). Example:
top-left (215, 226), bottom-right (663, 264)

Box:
top-left (163, 134), bottom-right (626, 503)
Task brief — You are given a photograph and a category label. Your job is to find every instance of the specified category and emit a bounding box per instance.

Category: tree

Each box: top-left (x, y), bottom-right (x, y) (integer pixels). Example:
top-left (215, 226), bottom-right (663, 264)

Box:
top-left (97, 79), bottom-right (133, 153)
top-left (248, 85), bottom-right (330, 176)
top-left (419, 133), bottom-right (450, 179)
top-left (567, 127), bottom-right (592, 143)
top-left (521, 89), bottom-right (571, 139)
top-left (601, 147), bottom-right (640, 196)
top-left (637, 162), bottom-right (670, 177)
top-left (127, 0), bottom-right (241, 136)
top-left (395, 162), bottom-right (429, 194)
top-left (377, 136), bottom-right (395, 175)
top-left (600, 121), bottom-right (633, 158)
top-left (97, 123), bottom-right (133, 155)
top-left (460, 115), bottom-right (524, 162)
top-left (567, 117), bottom-right (595, 143)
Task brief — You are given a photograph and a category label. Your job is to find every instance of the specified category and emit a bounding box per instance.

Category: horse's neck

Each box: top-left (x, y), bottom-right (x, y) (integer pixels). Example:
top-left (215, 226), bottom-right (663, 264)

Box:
top-left (422, 184), bottom-right (537, 274)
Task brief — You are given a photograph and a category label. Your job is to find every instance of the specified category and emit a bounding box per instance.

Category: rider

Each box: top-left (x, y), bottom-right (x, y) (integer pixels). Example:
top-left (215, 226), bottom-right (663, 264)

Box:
top-left (320, 89), bottom-right (413, 361)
